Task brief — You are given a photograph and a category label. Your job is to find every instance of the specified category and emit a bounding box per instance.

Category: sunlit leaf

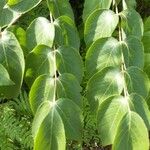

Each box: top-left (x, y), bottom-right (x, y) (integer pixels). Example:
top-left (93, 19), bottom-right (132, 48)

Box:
top-left (113, 111), bottom-right (149, 150)
top-left (32, 99), bottom-right (82, 148)
top-left (97, 95), bottom-right (128, 146)
top-left (33, 101), bottom-right (66, 150)
top-left (29, 73), bottom-right (82, 113)
top-left (7, 0), bottom-right (42, 13)
top-left (86, 67), bottom-right (124, 111)
top-left (85, 37), bottom-right (122, 79)
top-left (26, 17), bottom-right (55, 52)
top-left (25, 45), bottom-right (55, 87)
top-left (83, 0), bottom-right (113, 22)
top-left (84, 9), bottom-right (119, 46)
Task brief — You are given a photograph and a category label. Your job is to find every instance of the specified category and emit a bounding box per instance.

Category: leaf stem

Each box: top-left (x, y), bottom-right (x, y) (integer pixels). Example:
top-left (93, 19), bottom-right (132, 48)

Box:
top-left (4, 13), bottom-right (22, 30)
top-left (50, 12), bottom-right (57, 103)
top-left (114, 1), bottom-right (129, 98)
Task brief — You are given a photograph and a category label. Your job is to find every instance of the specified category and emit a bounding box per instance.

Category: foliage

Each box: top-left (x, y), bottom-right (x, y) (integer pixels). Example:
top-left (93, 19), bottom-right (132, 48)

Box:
top-left (0, 91), bottom-right (33, 150)
top-left (0, 0), bottom-right (150, 149)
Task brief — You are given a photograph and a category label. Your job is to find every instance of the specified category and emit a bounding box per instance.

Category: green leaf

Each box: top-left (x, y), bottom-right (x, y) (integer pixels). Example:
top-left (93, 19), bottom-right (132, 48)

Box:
top-left (0, 8), bottom-right (20, 28)
top-left (85, 37), bottom-right (122, 79)
top-left (26, 17), bottom-right (55, 52)
top-left (7, 0), bottom-right (23, 5)
top-left (83, 0), bottom-right (113, 22)
top-left (84, 9), bottom-right (119, 46)
top-left (29, 73), bottom-right (82, 113)
top-left (120, 9), bottom-right (143, 39)
top-left (7, 25), bottom-right (27, 56)
top-left (86, 67), bottom-right (124, 111)
top-left (122, 36), bottom-right (144, 68)
top-left (33, 99), bottom-right (82, 147)
top-left (97, 95), bottom-right (128, 146)
top-left (29, 75), bottom-right (54, 114)
top-left (32, 101), bottom-right (51, 138)
top-left (56, 73), bottom-right (82, 106)
top-left (125, 67), bottom-right (150, 98)
top-left (33, 101), bottom-right (66, 150)
top-left (144, 16), bottom-right (150, 32)
top-left (129, 93), bottom-right (150, 129)
top-left (112, 111), bottom-right (149, 150)
top-left (7, 0), bottom-right (42, 13)
top-left (0, 64), bottom-right (14, 86)
top-left (54, 16), bottom-right (80, 50)
top-left (144, 53), bottom-right (150, 78)
top-left (46, 0), bottom-right (74, 20)
top-left (25, 45), bottom-right (55, 87)
top-left (55, 99), bottom-right (83, 141)
top-left (142, 31), bottom-right (150, 53)
top-left (122, 0), bottom-right (137, 9)
top-left (0, 0), bottom-right (7, 11)
top-left (25, 45), bottom-right (83, 87)
top-left (0, 31), bottom-right (24, 98)
top-left (56, 46), bottom-right (84, 83)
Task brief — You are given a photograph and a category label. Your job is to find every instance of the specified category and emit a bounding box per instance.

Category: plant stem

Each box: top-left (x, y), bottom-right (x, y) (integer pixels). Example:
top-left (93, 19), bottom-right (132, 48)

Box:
top-left (5, 13), bottom-right (22, 30)
top-left (50, 12), bottom-right (57, 103)
top-left (114, 1), bottom-right (129, 98)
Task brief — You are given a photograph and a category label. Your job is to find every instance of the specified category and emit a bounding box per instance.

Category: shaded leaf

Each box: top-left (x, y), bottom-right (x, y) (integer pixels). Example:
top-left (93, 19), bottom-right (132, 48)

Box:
top-left (46, 0), bottom-right (74, 20)
top-left (0, 0), bottom-right (7, 11)
top-left (7, 25), bottom-right (27, 56)
top-left (0, 64), bottom-right (14, 86)
top-left (56, 46), bottom-right (83, 83)
top-left (0, 8), bottom-right (20, 28)
top-left (120, 9), bottom-right (143, 39)
top-left (126, 67), bottom-right (150, 98)
top-left (57, 73), bottom-right (82, 106)
top-left (0, 31), bottom-right (24, 98)
top-left (122, 0), bottom-right (137, 9)
top-left (122, 36), bottom-right (144, 68)
top-left (54, 16), bottom-right (80, 50)
top-left (144, 16), bottom-right (150, 32)
top-left (142, 31), bottom-right (150, 53)
top-left (129, 93), bottom-right (150, 129)
top-left (144, 53), bottom-right (150, 78)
